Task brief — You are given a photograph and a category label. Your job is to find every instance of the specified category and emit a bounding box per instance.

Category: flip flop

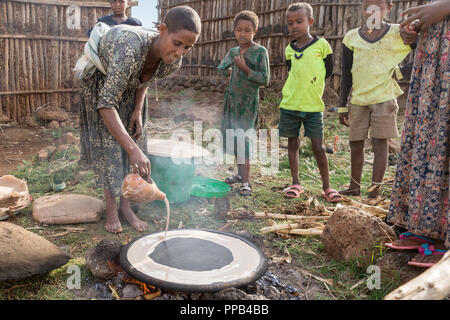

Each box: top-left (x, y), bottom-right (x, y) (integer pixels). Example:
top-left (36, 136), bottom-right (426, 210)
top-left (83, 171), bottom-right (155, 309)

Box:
top-left (321, 188), bottom-right (344, 203)
top-left (283, 184), bottom-right (304, 199)
top-left (385, 232), bottom-right (435, 250)
top-left (239, 182), bottom-right (252, 197)
top-left (408, 244), bottom-right (447, 268)
top-left (225, 174), bottom-right (242, 185)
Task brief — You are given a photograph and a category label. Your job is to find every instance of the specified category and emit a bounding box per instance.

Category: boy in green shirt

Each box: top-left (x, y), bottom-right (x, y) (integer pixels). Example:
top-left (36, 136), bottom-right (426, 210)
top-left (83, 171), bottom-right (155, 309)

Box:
top-left (279, 3), bottom-right (343, 203)
top-left (338, 0), bottom-right (416, 198)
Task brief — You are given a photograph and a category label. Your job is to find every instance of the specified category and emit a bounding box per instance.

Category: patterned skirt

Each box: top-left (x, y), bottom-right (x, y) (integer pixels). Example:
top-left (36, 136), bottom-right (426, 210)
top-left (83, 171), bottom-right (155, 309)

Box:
top-left (79, 70), bottom-right (148, 197)
top-left (387, 18), bottom-right (450, 247)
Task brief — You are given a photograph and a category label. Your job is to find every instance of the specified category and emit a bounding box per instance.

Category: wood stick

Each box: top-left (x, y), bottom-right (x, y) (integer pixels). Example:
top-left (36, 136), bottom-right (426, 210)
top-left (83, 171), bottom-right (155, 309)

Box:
top-left (273, 228), bottom-right (323, 236)
top-left (261, 222), bottom-right (301, 233)
top-left (254, 211), bottom-right (331, 220)
top-left (343, 197), bottom-right (389, 217)
top-left (384, 251), bottom-right (450, 300)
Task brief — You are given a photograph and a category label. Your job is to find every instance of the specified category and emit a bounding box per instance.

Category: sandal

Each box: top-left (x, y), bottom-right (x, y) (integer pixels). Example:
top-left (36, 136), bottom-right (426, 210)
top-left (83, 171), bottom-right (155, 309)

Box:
top-left (321, 188), bottom-right (344, 203)
top-left (239, 182), bottom-right (252, 197)
top-left (408, 244), bottom-right (447, 268)
top-left (283, 184), bottom-right (304, 199)
top-left (225, 174), bottom-right (242, 185)
top-left (385, 232), bottom-right (435, 250)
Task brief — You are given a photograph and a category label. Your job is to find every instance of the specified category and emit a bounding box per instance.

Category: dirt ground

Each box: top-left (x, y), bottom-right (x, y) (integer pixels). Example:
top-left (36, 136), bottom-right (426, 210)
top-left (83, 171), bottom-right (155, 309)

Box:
top-left (0, 86), bottom-right (422, 300)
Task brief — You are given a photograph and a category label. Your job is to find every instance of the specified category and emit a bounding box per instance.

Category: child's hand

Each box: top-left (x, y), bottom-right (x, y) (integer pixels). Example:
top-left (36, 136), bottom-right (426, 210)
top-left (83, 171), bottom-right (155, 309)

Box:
top-left (234, 55), bottom-right (247, 70)
top-left (399, 24), bottom-right (418, 45)
top-left (339, 112), bottom-right (350, 127)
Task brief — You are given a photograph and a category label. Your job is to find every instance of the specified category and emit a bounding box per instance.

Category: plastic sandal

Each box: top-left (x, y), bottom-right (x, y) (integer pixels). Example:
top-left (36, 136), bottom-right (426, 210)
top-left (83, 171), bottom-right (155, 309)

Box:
top-left (225, 175), bottom-right (242, 185)
top-left (239, 183), bottom-right (252, 197)
top-left (321, 188), bottom-right (344, 203)
top-left (283, 185), bottom-right (304, 199)
top-left (385, 232), bottom-right (435, 250)
top-left (408, 244), bottom-right (447, 268)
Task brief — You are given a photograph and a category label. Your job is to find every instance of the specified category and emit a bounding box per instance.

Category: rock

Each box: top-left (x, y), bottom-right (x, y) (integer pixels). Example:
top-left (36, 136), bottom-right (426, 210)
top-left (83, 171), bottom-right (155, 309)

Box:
top-left (121, 284), bottom-right (143, 299)
top-left (57, 144), bottom-right (70, 152)
top-left (0, 222), bottom-right (70, 281)
top-left (73, 171), bottom-right (90, 183)
top-left (24, 116), bottom-right (40, 128)
top-left (32, 194), bottom-right (104, 225)
top-left (48, 121), bottom-right (60, 129)
top-left (194, 82), bottom-right (202, 90)
top-left (38, 149), bottom-right (49, 160)
top-left (321, 207), bottom-right (396, 268)
top-left (37, 109), bottom-right (69, 122)
top-left (85, 239), bottom-right (123, 280)
top-left (172, 85), bottom-right (185, 92)
top-left (264, 286), bottom-right (281, 300)
top-left (200, 86), bottom-right (209, 92)
top-left (62, 132), bottom-right (80, 145)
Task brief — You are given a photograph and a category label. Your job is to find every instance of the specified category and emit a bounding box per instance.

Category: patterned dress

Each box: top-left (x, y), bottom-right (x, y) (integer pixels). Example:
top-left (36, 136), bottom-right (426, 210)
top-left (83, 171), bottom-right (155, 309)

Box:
top-left (217, 43), bottom-right (270, 159)
top-left (79, 25), bottom-right (181, 197)
top-left (387, 17), bottom-right (449, 248)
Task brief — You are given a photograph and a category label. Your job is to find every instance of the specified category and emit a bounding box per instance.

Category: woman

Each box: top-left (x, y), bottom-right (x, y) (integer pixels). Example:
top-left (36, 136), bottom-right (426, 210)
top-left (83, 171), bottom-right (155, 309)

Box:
top-left (78, 6), bottom-right (201, 233)
top-left (386, 0), bottom-right (449, 267)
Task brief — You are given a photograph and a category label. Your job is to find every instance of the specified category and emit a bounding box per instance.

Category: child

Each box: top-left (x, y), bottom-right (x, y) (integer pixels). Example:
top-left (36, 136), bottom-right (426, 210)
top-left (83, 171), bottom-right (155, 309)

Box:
top-left (338, 0), bottom-right (416, 198)
top-left (87, 0), bottom-right (142, 36)
top-left (279, 3), bottom-right (342, 203)
top-left (79, 6), bottom-right (201, 233)
top-left (218, 11), bottom-right (270, 196)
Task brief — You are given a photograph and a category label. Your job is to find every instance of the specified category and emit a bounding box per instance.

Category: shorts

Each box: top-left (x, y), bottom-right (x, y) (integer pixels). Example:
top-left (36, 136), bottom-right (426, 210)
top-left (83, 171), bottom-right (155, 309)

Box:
top-left (349, 99), bottom-right (399, 141)
top-left (278, 108), bottom-right (324, 139)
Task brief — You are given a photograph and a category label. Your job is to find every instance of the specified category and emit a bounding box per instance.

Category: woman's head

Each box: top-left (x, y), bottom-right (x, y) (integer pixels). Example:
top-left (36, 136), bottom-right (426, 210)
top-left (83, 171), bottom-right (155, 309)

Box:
top-left (233, 11), bottom-right (259, 46)
top-left (158, 6), bottom-right (201, 64)
top-left (109, 0), bottom-right (128, 16)
top-left (286, 3), bottom-right (314, 40)
top-left (361, 0), bottom-right (393, 27)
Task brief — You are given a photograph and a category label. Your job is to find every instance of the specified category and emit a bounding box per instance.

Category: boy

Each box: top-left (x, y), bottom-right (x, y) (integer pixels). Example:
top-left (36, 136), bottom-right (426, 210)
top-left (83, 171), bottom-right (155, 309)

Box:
top-left (279, 3), bottom-right (343, 203)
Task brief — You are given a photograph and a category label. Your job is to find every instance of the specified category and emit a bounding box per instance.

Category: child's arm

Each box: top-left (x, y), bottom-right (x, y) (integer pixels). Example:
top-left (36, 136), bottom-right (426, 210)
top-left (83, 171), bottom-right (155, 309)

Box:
top-left (338, 44), bottom-right (353, 127)
top-left (217, 49), bottom-right (235, 76)
top-left (324, 53), bottom-right (333, 79)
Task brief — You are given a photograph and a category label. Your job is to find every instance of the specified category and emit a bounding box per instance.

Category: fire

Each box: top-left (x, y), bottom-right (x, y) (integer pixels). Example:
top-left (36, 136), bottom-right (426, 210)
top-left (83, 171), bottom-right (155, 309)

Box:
top-left (107, 259), bottom-right (161, 298)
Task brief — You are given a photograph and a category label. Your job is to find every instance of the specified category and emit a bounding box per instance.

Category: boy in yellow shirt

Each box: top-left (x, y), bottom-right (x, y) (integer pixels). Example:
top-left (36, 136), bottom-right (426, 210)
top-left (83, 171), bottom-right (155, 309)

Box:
top-left (338, 0), bottom-right (417, 198)
top-left (279, 3), bottom-right (343, 203)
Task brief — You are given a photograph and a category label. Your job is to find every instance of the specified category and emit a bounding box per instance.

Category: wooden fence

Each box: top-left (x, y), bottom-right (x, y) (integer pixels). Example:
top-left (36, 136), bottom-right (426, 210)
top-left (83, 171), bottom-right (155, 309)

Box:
top-left (0, 0), bottom-right (137, 123)
top-left (157, 0), bottom-right (425, 89)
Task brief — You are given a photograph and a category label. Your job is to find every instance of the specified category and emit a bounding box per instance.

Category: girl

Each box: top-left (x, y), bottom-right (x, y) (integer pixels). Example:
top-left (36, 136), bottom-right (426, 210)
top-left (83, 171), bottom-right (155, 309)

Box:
top-left (78, 6), bottom-right (201, 233)
top-left (218, 10), bottom-right (270, 196)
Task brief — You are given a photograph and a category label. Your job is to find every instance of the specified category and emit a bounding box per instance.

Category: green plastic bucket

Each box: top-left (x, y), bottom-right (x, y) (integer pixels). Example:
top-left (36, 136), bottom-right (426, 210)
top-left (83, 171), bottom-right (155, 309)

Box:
top-left (191, 176), bottom-right (231, 198)
top-left (149, 155), bottom-right (196, 204)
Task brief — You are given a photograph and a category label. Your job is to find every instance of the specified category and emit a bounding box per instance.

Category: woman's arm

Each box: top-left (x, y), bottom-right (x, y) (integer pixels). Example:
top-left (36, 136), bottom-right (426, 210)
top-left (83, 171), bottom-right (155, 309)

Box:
top-left (129, 85), bottom-right (149, 140)
top-left (400, 0), bottom-right (450, 32)
top-left (99, 108), bottom-right (151, 179)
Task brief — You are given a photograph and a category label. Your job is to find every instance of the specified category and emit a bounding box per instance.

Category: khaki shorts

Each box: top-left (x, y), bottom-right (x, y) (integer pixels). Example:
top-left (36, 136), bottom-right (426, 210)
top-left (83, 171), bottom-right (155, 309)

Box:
top-left (349, 99), bottom-right (399, 141)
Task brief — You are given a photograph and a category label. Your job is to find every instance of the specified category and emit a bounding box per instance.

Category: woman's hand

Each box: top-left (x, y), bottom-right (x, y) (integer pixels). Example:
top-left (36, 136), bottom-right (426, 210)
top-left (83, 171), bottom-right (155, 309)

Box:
top-left (399, 24), bottom-right (418, 45)
top-left (400, 0), bottom-right (450, 33)
top-left (129, 111), bottom-right (143, 140)
top-left (128, 147), bottom-right (151, 181)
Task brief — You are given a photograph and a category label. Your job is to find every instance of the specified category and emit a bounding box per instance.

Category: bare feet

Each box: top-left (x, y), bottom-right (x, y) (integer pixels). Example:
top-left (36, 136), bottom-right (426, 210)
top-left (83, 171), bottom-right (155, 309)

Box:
top-left (339, 188), bottom-right (360, 196)
top-left (104, 205), bottom-right (122, 234)
top-left (119, 199), bottom-right (147, 232)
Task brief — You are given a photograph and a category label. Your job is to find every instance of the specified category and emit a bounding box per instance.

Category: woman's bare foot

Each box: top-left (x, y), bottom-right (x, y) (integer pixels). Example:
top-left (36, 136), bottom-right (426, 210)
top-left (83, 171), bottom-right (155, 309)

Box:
top-left (105, 208), bottom-right (122, 233)
top-left (119, 198), bottom-right (147, 232)
top-left (104, 189), bottom-right (122, 233)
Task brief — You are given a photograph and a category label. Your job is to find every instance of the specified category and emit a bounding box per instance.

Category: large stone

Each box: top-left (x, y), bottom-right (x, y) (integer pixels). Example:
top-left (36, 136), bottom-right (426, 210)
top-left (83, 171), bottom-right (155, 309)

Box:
top-left (32, 194), bottom-right (104, 225)
top-left (0, 222), bottom-right (70, 281)
top-left (321, 207), bottom-right (396, 268)
top-left (85, 239), bottom-right (123, 280)
top-left (37, 109), bottom-right (69, 122)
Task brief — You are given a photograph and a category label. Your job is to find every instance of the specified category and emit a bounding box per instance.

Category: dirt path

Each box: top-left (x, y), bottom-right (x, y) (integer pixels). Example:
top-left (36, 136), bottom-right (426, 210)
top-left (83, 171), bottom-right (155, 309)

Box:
top-left (0, 126), bottom-right (54, 176)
